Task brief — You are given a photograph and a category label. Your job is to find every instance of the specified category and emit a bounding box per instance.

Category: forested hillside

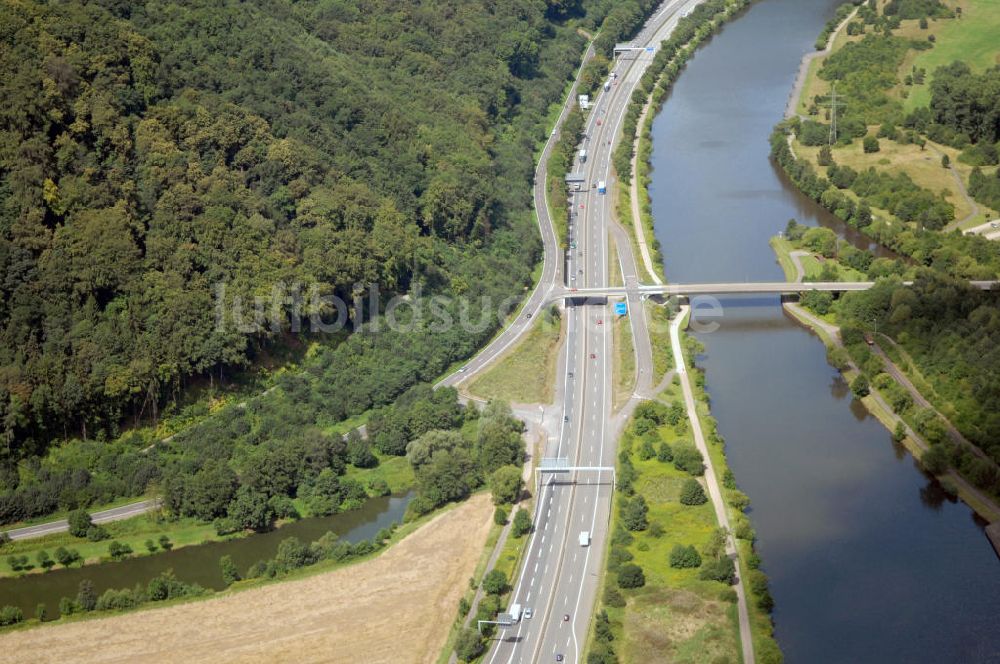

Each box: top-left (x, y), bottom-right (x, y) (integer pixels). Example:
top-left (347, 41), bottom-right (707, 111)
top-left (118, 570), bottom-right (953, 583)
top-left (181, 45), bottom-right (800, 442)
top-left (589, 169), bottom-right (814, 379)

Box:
top-left (0, 0), bottom-right (662, 522)
top-left (0, 0), bottom-right (622, 460)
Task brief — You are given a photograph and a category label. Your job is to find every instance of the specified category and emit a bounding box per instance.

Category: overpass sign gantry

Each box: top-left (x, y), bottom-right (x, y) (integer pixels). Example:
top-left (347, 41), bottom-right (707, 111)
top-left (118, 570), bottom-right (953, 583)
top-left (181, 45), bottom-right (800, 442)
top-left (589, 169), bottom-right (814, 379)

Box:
top-left (535, 457), bottom-right (616, 493)
top-left (614, 42), bottom-right (656, 55)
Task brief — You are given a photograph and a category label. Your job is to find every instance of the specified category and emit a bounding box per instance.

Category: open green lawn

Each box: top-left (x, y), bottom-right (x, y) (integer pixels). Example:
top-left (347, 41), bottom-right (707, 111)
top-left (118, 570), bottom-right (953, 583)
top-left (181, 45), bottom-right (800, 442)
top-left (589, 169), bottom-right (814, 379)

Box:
top-left (467, 311), bottom-right (564, 404)
top-left (905, 0), bottom-right (1000, 110)
top-left (343, 453), bottom-right (415, 495)
top-left (595, 396), bottom-right (743, 663)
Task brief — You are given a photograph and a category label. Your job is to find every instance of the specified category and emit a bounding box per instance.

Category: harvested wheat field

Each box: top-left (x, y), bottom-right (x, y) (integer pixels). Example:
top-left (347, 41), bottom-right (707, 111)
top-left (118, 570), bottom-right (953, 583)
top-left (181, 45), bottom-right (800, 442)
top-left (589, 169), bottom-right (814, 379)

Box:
top-left (2, 493), bottom-right (492, 664)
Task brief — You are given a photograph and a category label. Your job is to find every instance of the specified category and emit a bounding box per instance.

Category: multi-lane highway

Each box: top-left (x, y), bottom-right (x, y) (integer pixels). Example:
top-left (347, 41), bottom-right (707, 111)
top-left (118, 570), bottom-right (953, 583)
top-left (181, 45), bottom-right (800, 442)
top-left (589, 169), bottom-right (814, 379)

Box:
top-left (480, 3), bottom-right (710, 662)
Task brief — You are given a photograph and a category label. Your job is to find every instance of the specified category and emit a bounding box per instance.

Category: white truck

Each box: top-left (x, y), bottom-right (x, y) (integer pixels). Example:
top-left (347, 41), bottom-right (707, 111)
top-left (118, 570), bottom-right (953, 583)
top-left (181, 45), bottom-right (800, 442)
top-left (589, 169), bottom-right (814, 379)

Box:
top-left (509, 603), bottom-right (523, 623)
top-left (579, 148), bottom-right (587, 163)
top-left (579, 531), bottom-right (590, 547)
top-left (597, 181), bottom-right (606, 194)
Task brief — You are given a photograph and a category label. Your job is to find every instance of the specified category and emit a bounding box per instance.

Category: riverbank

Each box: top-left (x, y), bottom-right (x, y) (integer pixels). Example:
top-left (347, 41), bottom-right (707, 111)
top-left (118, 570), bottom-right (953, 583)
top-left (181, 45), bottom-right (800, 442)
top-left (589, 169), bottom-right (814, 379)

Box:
top-left (771, 236), bottom-right (1000, 523)
top-left (646, 0), bottom-right (1000, 658)
top-left (616, 0), bottom-right (755, 286)
top-left (584, 308), bottom-right (781, 663)
top-left (0, 493), bottom-right (493, 664)
top-left (1, 454), bottom-right (414, 580)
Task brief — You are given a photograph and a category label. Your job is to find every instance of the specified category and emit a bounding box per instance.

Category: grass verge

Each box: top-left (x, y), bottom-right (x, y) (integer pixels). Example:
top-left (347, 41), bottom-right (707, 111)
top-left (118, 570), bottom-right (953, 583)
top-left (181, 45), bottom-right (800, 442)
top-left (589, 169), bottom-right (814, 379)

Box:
top-left (467, 309), bottom-right (565, 405)
top-left (613, 313), bottom-right (636, 411)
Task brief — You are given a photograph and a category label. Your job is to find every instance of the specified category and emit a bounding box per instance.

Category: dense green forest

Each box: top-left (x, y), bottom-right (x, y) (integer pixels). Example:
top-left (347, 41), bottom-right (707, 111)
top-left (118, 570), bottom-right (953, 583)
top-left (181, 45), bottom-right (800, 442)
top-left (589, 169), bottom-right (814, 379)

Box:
top-left (0, 0), bottom-right (663, 523)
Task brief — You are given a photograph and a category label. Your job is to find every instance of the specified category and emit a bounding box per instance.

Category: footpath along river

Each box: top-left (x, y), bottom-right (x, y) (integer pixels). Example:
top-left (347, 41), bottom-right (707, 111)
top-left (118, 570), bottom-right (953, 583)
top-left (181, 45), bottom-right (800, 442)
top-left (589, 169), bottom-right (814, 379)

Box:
top-left (647, 0), bottom-right (1000, 661)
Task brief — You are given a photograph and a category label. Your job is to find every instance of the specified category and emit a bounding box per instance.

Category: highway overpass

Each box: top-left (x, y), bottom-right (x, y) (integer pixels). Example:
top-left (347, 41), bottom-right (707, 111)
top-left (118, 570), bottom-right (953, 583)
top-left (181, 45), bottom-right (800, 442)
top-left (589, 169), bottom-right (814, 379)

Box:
top-left (551, 280), bottom-right (999, 301)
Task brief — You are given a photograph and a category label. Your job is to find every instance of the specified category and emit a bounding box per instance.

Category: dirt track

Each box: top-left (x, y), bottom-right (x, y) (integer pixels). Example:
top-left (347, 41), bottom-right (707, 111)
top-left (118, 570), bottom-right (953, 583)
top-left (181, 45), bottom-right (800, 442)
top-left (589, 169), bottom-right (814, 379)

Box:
top-left (2, 494), bottom-right (492, 664)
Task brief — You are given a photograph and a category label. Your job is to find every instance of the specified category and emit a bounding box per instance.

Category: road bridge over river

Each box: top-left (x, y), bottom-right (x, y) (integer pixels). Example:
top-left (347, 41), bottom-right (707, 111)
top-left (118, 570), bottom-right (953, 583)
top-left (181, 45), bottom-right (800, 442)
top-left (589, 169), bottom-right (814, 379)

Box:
top-left (551, 280), bottom-right (999, 302)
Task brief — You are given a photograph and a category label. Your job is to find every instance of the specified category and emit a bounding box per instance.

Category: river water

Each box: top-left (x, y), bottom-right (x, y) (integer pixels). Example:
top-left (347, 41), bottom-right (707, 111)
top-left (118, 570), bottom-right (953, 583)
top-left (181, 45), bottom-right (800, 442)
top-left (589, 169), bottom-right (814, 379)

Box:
top-left (647, 1), bottom-right (1000, 662)
top-left (0, 492), bottom-right (412, 619)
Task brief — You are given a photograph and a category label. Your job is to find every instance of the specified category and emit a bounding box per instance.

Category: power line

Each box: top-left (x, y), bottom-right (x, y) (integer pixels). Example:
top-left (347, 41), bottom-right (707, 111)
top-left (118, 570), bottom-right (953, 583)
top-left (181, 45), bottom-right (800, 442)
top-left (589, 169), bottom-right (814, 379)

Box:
top-left (820, 83), bottom-right (847, 145)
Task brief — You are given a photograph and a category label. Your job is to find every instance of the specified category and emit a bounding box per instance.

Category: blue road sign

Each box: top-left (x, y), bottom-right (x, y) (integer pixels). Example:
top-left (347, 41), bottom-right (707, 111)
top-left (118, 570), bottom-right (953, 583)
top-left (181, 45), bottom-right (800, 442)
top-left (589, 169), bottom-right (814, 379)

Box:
top-left (645, 46), bottom-right (655, 53)
top-left (615, 302), bottom-right (628, 316)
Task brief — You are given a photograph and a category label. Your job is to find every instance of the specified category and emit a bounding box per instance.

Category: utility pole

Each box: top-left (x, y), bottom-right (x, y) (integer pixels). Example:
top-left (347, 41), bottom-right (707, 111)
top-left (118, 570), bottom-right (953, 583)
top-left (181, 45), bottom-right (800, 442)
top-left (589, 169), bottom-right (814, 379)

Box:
top-left (821, 83), bottom-right (847, 145)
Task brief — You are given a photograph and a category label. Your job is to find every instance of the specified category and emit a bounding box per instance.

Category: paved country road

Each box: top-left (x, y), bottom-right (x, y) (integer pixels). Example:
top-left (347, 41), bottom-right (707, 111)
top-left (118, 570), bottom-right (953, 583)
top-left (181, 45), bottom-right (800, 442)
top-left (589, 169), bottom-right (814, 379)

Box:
top-left (4, 499), bottom-right (161, 541)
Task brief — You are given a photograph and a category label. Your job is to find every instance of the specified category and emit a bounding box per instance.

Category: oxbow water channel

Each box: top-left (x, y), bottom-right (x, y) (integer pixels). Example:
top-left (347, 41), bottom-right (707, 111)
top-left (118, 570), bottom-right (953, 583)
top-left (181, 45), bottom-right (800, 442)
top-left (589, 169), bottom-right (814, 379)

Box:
top-left (0, 492), bottom-right (412, 619)
top-left (647, 0), bottom-right (1000, 662)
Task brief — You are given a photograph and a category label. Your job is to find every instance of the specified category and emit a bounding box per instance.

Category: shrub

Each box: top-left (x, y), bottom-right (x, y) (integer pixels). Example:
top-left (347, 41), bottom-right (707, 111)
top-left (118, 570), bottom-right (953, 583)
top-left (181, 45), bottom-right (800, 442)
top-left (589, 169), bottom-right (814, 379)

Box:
top-left (673, 444), bottom-right (705, 476)
top-left (488, 465), bottom-right (523, 505)
top-left (603, 586), bottom-right (626, 608)
top-left (220, 555), bottom-right (241, 586)
top-left (494, 506), bottom-right (508, 525)
top-left (863, 136), bottom-right (880, 153)
top-left (214, 517), bottom-right (241, 536)
top-left (108, 541), bottom-right (133, 560)
top-left (851, 374), bottom-right (870, 398)
top-left (735, 517), bottom-right (756, 541)
top-left (482, 569), bottom-right (509, 595)
top-left (656, 442), bottom-right (673, 463)
top-left (158, 535), bottom-right (173, 550)
top-left (144, 539), bottom-right (158, 553)
top-left (594, 609), bottom-right (614, 643)
top-left (273, 537), bottom-right (312, 573)
top-left (368, 478), bottom-right (391, 497)
top-left (512, 509), bottom-right (532, 537)
top-left (607, 546), bottom-right (634, 572)
top-left (455, 627), bottom-right (485, 662)
top-left (648, 520), bottom-right (664, 538)
top-left (680, 479), bottom-right (708, 506)
top-left (36, 550), bottom-right (55, 570)
top-left (669, 544), bottom-right (702, 569)
top-left (699, 556), bottom-right (735, 584)
top-left (620, 495), bottom-right (649, 531)
top-left (727, 489), bottom-right (750, 511)
top-left (749, 569), bottom-right (775, 611)
top-left (59, 596), bottom-right (77, 616)
top-left (921, 445), bottom-right (949, 475)
top-left (68, 509), bottom-right (93, 538)
top-left (638, 438), bottom-right (657, 460)
top-left (77, 579), bottom-right (97, 611)
top-left (0, 605), bottom-right (24, 626)
top-left (86, 525), bottom-right (110, 542)
top-left (617, 563), bottom-right (645, 589)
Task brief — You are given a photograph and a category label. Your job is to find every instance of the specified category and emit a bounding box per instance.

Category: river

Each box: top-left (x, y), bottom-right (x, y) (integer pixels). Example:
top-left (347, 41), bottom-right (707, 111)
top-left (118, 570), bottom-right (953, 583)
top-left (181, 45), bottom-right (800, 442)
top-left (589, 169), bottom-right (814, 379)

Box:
top-left (647, 0), bottom-right (1000, 662)
top-left (0, 492), bottom-right (412, 619)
